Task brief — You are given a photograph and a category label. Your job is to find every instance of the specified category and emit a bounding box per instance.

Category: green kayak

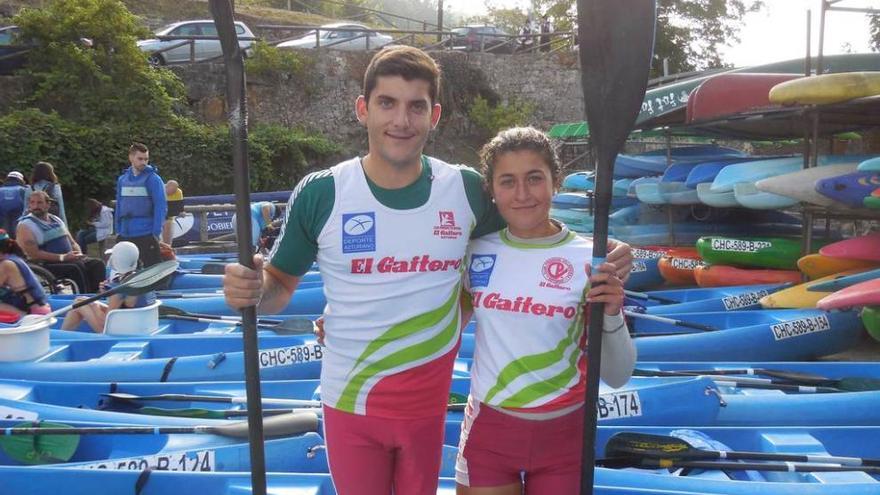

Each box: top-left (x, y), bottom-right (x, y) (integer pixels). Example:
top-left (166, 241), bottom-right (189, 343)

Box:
top-left (864, 195), bottom-right (880, 209)
top-left (863, 306), bottom-right (880, 342)
top-left (696, 236), bottom-right (824, 270)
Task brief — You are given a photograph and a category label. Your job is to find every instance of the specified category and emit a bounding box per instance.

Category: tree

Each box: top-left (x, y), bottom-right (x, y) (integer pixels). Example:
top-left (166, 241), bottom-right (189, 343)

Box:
top-left (870, 15), bottom-right (880, 52)
top-left (476, 0), bottom-right (762, 75)
top-left (14, 0), bottom-right (185, 125)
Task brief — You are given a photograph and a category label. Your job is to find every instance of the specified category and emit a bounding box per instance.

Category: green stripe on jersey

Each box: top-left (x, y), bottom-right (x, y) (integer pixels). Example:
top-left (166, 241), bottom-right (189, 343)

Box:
top-left (336, 282), bottom-right (462, 412)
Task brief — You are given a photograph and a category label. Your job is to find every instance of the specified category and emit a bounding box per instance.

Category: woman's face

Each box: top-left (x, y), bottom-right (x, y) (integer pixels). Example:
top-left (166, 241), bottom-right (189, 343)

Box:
top-left (490, 149), bottom-right (555, 238)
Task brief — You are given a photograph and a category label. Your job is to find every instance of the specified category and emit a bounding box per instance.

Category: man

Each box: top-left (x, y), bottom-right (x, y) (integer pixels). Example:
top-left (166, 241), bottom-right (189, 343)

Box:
top-left (115, 143), bottom-right (167, 271)
top-left (223, 46), bottom-right (632, 495)
top-left (0, 171), bottom-right (29, 237)
top-left (17, 191), bottom-right (105, 293)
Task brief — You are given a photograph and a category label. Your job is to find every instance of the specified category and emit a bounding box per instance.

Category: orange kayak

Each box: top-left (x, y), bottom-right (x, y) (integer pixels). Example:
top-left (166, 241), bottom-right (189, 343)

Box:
top-left (694, 265), bottom-right (803, 288)
top-left (658, 248), bottom-right (703, 285)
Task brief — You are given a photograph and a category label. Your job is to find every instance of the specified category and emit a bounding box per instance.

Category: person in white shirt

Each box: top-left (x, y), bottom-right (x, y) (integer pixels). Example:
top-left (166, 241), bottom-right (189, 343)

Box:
top-left (76, 198), bottom-right (114, 252)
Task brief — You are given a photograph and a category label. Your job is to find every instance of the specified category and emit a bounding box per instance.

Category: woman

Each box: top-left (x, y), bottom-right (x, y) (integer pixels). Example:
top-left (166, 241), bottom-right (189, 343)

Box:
top-left (0, 229), bottom-right (51, 316)
top-left (455, 127), bottom-right (636, 494)
top-left (75, 198), bottom-right (114, 253)
top-left (30, 161), bottom-right (67, 226)
top-left (60, 242), bottom-right (155, 333)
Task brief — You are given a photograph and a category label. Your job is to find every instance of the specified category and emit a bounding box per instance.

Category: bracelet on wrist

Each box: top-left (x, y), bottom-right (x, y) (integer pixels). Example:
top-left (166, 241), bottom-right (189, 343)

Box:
top-left (603, 320), bottom-right (626, 334)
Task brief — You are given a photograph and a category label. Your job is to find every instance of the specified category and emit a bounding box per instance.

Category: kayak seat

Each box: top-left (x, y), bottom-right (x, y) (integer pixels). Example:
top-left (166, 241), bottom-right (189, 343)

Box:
top-left (104, 301), bottom-right (162, 336)
top-left (95, 341), bottom-right (151, 362)
top-left (759, 432), bottom-right (874, 483)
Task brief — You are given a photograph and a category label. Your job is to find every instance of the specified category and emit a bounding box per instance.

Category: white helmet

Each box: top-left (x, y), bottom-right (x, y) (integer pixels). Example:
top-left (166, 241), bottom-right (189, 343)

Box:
top-left (109, 241), bottom-right (140, 273)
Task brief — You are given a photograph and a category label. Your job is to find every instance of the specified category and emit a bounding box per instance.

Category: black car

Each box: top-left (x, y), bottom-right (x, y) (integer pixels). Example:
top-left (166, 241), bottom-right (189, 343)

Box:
top-left (447, 25), bottom-right (514, 54)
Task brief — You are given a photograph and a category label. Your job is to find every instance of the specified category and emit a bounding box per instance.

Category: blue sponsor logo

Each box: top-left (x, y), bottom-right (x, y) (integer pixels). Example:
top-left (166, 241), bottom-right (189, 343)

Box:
top-left (468, 254), bottom-right (496, 287)
top-left (342, 212), bottom-right (376, 253)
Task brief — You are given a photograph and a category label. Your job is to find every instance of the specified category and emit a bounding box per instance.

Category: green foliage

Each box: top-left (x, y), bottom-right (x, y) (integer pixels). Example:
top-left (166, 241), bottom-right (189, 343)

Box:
top-left (870, 15), bottom-right (880, 52)
top-left (244, 40), bottom-right (317, 93)
top-left (468, 96), bottom-right (534, 138)
top-left (13, 0), bottom-right (185, 124)
top-left (0, 109), bottom-right (339, 224)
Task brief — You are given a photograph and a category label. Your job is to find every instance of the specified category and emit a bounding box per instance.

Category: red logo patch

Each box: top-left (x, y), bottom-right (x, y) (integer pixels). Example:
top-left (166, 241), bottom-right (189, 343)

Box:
top-left (541, 257), bottom-right (574, 290)
top-left (433, 211), bottom-right (463, 239)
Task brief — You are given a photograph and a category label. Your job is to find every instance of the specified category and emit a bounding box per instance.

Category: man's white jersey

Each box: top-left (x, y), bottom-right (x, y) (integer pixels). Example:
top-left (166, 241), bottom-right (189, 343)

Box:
top-left (316, 157), bottom-right (475, 417)
top-left (467, 227), bottom-right (592, 412)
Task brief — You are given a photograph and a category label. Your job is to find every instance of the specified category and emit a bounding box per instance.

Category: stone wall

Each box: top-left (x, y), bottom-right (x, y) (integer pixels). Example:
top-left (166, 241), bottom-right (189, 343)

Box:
top-left (173, 49), bottom-right (585, 165)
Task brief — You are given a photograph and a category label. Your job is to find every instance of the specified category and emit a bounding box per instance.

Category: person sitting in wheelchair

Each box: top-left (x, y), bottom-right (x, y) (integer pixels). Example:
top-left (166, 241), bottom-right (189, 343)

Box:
top-left (60, 242), bottom-right (156, 333)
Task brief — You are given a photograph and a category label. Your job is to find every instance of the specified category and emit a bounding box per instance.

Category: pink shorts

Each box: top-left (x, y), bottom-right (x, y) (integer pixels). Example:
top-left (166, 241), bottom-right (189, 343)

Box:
top-left (322, 405), bottom-right (446, 495)
top-left (455, 400), bottom-right (584, 493)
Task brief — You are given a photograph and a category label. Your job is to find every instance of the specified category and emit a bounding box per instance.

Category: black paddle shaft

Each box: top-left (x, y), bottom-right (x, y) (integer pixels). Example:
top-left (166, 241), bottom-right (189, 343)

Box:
top-left (576, 2), bottom-right (656, 494)
top-left (208, 2), bottom-right (267, 495)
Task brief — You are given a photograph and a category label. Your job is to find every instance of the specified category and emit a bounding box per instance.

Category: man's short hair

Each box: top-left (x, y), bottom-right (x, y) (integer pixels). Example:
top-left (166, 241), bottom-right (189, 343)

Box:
top-left (129, 142), bottom-right (149, 155)
top-left (363, 46), bottom-right (441, 105)
top-left (29, 190), bottom-right (50, 202)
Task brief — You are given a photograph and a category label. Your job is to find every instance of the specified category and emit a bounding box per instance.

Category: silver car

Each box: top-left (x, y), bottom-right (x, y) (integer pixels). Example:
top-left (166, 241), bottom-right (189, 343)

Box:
top-left (277, 23), bottom-right (393, 51)
top-left (138, 20), bottom-right (255, 65)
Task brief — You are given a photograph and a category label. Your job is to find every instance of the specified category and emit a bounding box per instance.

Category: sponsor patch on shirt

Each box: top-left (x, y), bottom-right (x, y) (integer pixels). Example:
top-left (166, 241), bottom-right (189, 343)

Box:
top-left (540, 257), bottom-right (574, 290)
top-left (468, 254), bottom-right (497, 287)
top-left (342, 212), bottom-right (376, 253)
top-left (433, 211), bottom-right (463, 240)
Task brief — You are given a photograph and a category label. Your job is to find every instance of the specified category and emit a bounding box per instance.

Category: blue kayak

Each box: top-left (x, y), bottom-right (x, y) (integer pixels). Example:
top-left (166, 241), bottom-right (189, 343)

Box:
top-left (0, 416), bottom-right (326, 472)
top-left (626, 176), bottom-right (661, 197)
top-left (562, 171), bottom-right (594, 191)
top-left (48, 285), bottom-right (328, 317)
top-left (631, 283), bottom-right (791, 314)
top-left (711, 155), bottom-right (874, 193)
top-left (633, 308), bottom-right (862, 361)
top-left (807, 268), bottom-right (880, 292)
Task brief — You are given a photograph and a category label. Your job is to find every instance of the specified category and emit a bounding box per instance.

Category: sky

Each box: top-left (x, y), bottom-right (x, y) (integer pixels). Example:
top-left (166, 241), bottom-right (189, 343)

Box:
top-left (443, 0), bottom-right (877, 67)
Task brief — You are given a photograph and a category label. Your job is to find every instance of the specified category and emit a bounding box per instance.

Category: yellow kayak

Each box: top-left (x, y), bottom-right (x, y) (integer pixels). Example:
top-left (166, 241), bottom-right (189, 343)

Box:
top-left (797, 253), bottom-right (879, 280)
top-left (769, 72), bottom-right (880, 106)
top-left (760, 269), bottom-right (865, 309)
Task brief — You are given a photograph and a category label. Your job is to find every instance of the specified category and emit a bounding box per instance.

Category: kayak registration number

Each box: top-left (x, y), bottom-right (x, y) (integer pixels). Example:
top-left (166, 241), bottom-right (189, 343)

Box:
top-left (632, 260), bottom-right (647, 273)
top-left (721, 289), bottom-right (770, 311)
top-left (598, 391), bottom-right (642, 421)
top-left (79, 450), bottom-right (215, 472)
top-left (670, 258), bottom-right (702, 270)
top-left (259, 344), bottom-right (323, 369)
top-left (633, 248), bottom-right (663, 260)
top-left (770, 315), bottom-right (831, 341)
top-left (710, 239), bottom-right (772, 253)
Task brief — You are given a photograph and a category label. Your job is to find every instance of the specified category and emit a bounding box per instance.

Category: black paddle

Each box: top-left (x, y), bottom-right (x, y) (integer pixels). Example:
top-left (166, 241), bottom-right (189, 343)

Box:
top-left (624, 311), bottom-right (718, 332)
top-left (159, 305), bottom-right (283, 325)
top-left (21, 260), bottom-right (179, 325)
top-left (576, 2), bottom-right (656, 494)
top-left (157, 308), bottom-right (314, 335)
top-left (633, 368), bottom-right (880, 392)
top-left (209, 2), bottom-right (266, 494)
top-left (624, 290), bottom-right (680, 304)
top-left (102, 392), bottom-right (320, 408)
top-left (598, 457), bottom-right (880, 474)
top-left (605, 432), bottom-right (880, 467)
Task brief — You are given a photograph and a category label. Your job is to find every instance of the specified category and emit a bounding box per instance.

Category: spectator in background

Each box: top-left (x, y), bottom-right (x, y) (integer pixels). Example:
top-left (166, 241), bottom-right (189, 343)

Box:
top-left (30, 161), bottom-right (67, 226)
top-left (0, 171), bottom-right (29, 237)
top-left (540, 14), bottom-right (552, 52)
top-left (162, 179), bottom-right (184, 245)
top-left (0, 229), bottom-right (51, 316)
top-left (231, 201), bottom-right (277, 249)
top-left (75, 198), bottom-right (114, 254)
top-left (115, 142), bottom-right (167, 273)
top-left (60, 241), bottom-right (155, 333)
top-left (16, 191), bottom-right (105, 293)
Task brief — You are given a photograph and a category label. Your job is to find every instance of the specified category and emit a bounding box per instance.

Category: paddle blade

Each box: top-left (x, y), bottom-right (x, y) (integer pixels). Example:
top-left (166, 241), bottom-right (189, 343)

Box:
top-left (271, 318), bottom-right (316, 335)
top-left (117, 260), bottom-right (180, 295)
top-left (0, 422), bottom-right (79, 465)
top-left (577, 1), bottom-right (656, 171)
top-left (201, 263), bottom-right (227, 275)
top-left (604, 432), bottom-right (693, 459)
top-left (158, 305), bottom-right (188, 318)
top-left (837, 377), bottom-right (880, 392)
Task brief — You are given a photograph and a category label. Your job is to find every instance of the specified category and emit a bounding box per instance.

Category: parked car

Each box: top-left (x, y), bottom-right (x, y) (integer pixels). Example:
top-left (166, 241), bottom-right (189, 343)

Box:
top-left (447, 25), bottom-right (515, 53)
top-left (137, 20), bottom-right (255, 65)
top-left (277, 23), bottom-right (393, 51)
top-left (0, 25), bottom-right (29, 75)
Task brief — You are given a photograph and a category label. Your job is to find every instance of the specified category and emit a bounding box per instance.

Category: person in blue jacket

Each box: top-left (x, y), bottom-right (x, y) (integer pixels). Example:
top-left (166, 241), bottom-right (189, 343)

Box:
top-left (115, 142), bottom-right (167, 273)
top-left (0, 171), bottom-right (29, 237)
